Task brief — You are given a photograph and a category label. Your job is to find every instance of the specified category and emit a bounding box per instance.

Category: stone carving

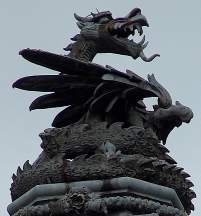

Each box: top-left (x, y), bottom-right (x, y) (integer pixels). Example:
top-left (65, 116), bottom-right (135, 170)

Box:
top-left (10, 7), bottom-right (195, 216)
top-left (13, 69), bottom-right (193, 144)
top-left (10, 123), bottom-right (195, 214)
top-left (148, 101), bottom-right (193, 144)
top-left (13, 188), bottom-right (188, 216)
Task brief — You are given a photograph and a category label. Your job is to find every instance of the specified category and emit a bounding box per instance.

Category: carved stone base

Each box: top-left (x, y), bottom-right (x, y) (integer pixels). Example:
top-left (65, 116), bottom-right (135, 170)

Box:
top-left (9, 177), bottom-right (187, 216)
top-left (13, 197), bottom-right (187, 216)
top-left (10, 123), bottom-right (195, 214)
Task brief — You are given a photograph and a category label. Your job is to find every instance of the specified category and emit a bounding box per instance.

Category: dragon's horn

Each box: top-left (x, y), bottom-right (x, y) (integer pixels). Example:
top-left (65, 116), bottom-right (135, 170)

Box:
top-left (74, 13), bottom-right (93, 22)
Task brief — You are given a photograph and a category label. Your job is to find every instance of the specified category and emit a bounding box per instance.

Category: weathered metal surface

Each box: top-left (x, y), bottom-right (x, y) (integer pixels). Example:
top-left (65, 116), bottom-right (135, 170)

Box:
top-left (10, 7), bottom-right (195, 216)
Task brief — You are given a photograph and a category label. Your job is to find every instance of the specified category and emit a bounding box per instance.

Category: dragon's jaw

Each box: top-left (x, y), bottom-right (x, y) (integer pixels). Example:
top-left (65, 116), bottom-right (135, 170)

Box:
top-left (104, 11), bottom-right (159, 61)
top-left (75, 8), bottom-right (159, 62)
top-left (107, 8), bottom-right (149, 37)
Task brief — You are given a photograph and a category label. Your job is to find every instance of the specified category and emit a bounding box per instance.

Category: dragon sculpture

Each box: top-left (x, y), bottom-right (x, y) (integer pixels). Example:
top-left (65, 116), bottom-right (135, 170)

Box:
top-left (10, 8), bottom-right (195, 216)
top-left (13, 8), bottom-right (192, 144)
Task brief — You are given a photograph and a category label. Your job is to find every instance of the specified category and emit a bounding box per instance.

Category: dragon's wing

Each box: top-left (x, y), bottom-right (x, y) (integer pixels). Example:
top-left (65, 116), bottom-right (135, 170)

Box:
top-left (19, 49), bottom-right (129, 78)
top-left (13, 49), bottom-right (167, 128)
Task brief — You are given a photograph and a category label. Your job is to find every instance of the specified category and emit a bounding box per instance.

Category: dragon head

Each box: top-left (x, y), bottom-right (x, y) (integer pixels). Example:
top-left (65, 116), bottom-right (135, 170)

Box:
top-left (65, 8), bottom-right (160, 62)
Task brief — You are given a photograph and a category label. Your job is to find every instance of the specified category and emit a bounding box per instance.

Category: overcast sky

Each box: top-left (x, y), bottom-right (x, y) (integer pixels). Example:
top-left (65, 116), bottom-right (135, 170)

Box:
top-left (1, 1), bottom-right (200, 215)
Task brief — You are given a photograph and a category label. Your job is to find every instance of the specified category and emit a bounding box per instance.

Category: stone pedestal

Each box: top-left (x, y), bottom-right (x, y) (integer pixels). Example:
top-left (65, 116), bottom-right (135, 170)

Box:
top-left (8, 177), bottom-right (187, 216)
top-left (8, 123), bottom-right (194, 215)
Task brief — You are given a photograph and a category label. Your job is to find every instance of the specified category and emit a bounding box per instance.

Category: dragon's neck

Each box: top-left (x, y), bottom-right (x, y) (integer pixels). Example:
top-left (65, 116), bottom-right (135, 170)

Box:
top-left (68, 39), bottom-right (98, 62)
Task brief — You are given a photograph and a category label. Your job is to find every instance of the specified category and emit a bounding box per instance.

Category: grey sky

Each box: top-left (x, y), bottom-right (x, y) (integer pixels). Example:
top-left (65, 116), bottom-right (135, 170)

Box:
top-left (1, 1), bottom-right (200, 215)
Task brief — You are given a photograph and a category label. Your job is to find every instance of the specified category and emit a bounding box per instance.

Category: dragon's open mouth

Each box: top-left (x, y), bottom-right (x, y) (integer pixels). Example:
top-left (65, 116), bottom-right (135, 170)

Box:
top-left (106, 8), bottom-right (159, 62)
top-left (74, 8), bottom-right (159, 62)
top-left (108, 8), bottom-right (148, 38)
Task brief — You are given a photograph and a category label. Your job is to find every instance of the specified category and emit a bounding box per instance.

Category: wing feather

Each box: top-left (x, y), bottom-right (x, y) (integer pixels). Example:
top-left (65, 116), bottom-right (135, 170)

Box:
top-left (19, 49), bottom-right (131, 78)
top-left (13, 75), bottom-right (98, 92)
top-left (30, 88), bottom-right (93, 110)
top-left (52, 105), bottom-right (87, 128)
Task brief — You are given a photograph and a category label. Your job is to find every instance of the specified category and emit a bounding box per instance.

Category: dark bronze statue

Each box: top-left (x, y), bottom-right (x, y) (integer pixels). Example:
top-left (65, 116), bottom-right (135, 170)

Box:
top-left (9, 8), bottom-right (195, 216)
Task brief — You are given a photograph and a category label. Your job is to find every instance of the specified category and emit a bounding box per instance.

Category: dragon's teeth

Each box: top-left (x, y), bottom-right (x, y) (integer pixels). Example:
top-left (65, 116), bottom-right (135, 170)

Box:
top-left (135, 24), bottom-right (143, 35)
top-left (129, 25), bottom-right (133, 32)
top-left (136, 25), bottom-right (141, 33)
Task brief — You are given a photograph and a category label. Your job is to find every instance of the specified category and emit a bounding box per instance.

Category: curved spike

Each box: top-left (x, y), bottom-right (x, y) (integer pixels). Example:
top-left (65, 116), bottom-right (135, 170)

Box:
top-left (188, 189), bottom-right (196, 199)
top-left (173, 166), bottom-right (184, 173)
top-left (23, 160), bottom-right (32, 171)
top-left (190, 203), bottom-right (195, 211)
top-left (185, 179), bottom-right (194, 188)
top-left (158, 144), bottom-right (170, 153)
top-left (181, 171), bottom-right (191, 178)
top-left (125, 8), bottom-right (141, 18)
top-left (71, 34), bottom-right (80, 41)
top-left (17, 167), bottom-right (23, 176)
top-left (137, 35), bottom-right (145, 45)
top-left (164, 154), bottom-right (177, 164)
top-left (74, 13), bottom-right (92, 22)
top-left (63, 43), bottom-right (73, 51)
top-left (12, 174), bottom-right (17, 181)
top-left (140, 50), bottom-right (160, 62)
